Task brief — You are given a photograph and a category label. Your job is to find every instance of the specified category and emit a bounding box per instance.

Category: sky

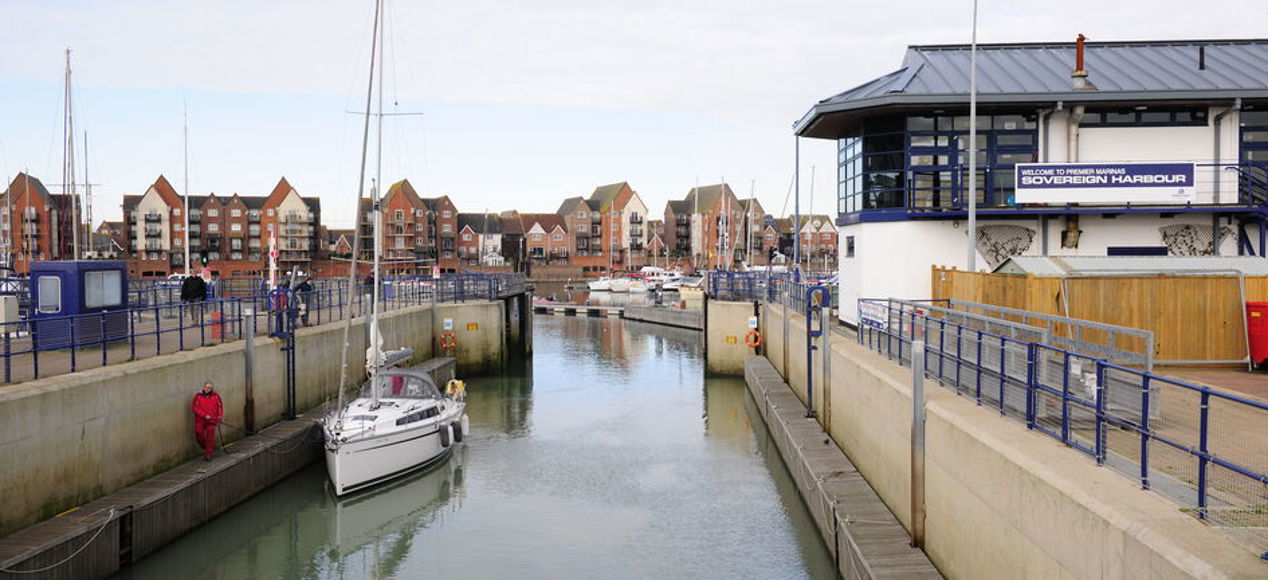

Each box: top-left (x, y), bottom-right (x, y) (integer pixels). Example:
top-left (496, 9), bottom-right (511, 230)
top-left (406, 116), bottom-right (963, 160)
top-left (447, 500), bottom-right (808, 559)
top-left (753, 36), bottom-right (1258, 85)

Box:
top-left (2, 0), bottom-right (1266, 229)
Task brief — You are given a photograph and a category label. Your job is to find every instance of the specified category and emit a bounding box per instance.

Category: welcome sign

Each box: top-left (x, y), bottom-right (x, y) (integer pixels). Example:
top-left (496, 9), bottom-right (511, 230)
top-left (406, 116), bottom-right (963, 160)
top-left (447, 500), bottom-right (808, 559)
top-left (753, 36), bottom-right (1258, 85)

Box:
top-left (1014, 162), bottom-right (1196, 204)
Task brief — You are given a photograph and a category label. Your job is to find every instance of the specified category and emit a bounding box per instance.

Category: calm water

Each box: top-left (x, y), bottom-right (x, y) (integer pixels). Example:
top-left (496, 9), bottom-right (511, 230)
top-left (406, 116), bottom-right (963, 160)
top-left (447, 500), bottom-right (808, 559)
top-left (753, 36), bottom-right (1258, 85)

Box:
top-left (116, 316), bottom-right (835, 580)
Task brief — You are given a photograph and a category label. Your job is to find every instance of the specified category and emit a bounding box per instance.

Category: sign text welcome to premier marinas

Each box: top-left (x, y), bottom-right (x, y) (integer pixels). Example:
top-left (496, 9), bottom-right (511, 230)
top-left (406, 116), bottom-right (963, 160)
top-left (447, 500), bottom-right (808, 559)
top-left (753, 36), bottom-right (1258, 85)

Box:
top-left (1014, 162), bottom-right (1195, 204)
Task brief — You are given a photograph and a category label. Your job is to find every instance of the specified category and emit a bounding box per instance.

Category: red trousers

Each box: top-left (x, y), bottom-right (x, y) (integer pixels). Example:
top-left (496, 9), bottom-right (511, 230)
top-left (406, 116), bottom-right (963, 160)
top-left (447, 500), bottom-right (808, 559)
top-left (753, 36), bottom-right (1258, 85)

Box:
top-left (195, 419), bottom-right (217, 457)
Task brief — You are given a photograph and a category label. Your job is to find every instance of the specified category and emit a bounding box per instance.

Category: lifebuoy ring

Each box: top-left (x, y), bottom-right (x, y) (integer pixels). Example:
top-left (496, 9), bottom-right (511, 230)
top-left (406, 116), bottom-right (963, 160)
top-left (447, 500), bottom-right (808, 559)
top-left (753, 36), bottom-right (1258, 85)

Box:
top-left (745, 329), bottom-right (763, 348)
top-left (439, 330), bottom-right (457, 351)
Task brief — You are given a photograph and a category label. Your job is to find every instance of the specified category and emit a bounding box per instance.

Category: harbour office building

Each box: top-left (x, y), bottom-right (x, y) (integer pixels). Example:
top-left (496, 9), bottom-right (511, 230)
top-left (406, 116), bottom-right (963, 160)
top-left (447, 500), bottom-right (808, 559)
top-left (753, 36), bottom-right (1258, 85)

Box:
top-left (794, 37), bottom-right (1268, 325)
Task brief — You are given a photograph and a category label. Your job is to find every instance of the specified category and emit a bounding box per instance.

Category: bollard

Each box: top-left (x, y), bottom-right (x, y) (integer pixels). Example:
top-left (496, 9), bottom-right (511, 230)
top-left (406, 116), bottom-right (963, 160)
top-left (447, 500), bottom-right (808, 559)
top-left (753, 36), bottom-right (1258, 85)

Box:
top-left (910, 339), bottom-right (926, 548)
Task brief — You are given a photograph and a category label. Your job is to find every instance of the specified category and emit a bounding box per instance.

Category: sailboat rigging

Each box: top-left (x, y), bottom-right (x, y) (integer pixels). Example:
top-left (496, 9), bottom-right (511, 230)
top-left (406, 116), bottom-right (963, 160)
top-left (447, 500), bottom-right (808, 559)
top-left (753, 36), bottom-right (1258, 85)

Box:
top-left (322, 0), bottom-right (468, 496)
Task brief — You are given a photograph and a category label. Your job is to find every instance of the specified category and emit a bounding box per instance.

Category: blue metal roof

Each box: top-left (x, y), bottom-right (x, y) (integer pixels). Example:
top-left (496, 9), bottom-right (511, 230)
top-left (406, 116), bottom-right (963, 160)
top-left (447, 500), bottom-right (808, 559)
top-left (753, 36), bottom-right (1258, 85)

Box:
top-left (799, 39), bottom-right (1268, 137)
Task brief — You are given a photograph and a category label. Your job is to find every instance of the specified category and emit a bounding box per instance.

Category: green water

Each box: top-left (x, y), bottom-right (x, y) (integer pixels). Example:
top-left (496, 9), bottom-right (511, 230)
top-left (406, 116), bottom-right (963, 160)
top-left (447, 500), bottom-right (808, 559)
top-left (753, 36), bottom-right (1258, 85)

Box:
top-left (115, 316), bottom-right (836, 579)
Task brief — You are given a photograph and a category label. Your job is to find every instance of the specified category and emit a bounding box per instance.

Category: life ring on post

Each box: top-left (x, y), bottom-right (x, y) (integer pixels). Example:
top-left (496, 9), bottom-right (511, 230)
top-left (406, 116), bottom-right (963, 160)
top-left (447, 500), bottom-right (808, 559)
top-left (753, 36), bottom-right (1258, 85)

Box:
top-left (744, 329), bottom-right (763, 348)
top-left (439, 330), bottom-right (457, 351)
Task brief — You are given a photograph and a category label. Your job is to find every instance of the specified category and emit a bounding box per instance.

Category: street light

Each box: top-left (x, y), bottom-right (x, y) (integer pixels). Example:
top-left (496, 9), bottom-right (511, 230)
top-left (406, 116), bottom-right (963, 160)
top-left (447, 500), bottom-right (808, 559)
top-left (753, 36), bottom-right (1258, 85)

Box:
top-left (966, 0), bottom-right (979, 272)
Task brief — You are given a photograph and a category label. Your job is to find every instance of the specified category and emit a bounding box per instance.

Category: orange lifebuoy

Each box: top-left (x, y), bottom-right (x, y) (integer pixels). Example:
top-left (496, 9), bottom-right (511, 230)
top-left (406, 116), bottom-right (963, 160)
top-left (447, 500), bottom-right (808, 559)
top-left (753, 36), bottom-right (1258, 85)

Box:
top-left (439, 331), bottom-right (457, 351)
top-left (744, 329), bottom-right (762, 348)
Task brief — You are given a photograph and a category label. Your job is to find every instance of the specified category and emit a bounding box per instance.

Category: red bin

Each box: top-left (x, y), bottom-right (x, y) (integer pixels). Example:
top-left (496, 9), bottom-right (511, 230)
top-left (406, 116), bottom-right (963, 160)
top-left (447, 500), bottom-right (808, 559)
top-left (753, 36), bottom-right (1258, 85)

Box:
top-left (1249, 302), bottom-right (1268, 370)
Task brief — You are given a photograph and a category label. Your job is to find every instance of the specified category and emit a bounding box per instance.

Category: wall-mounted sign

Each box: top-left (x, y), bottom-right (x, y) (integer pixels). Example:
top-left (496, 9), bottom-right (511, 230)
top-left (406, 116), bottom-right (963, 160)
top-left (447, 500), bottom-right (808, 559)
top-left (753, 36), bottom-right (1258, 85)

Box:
top-left (1015, 162), bottom-right (1195, 204)
top-left (747, 316), bottom-right (758, 329)
top-left (443, 318), bottom-right (453, 330)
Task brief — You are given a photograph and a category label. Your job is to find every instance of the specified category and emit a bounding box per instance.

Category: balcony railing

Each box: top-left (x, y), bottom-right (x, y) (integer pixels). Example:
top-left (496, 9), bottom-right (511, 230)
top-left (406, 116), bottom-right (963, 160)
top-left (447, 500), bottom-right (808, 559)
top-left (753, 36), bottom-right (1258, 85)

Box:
top-left (629, 215), bottom-right (643, 224)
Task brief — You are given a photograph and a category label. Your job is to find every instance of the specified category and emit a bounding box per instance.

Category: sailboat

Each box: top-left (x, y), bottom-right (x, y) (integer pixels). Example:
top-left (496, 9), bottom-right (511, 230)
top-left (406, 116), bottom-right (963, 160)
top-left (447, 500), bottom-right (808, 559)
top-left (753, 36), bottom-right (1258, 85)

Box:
top-left (322, 0), bottom-right (467, 496)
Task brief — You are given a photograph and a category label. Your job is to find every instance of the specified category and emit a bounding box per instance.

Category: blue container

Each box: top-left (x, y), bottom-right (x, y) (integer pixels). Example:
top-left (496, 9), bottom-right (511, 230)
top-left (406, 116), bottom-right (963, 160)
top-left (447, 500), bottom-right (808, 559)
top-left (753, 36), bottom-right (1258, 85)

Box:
top-left (29, 261), bottom-right (130, 351)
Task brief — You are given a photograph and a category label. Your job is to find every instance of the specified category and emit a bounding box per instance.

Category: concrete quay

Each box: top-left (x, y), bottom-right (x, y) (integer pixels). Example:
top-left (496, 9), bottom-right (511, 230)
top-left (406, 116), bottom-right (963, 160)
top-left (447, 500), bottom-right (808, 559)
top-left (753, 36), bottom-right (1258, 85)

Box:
top-left (0, 356), bottom-right (456, 580)
top-left (744, 356), bottom-right (943, 580)
top-left (621, 306), bottom-right (702, 330)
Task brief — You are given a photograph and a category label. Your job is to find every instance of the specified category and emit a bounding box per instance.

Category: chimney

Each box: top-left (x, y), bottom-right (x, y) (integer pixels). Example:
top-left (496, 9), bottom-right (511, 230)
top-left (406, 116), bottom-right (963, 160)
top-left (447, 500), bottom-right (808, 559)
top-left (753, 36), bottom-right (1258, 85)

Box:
top-left (1071, 33), bottom-right (1098, 90)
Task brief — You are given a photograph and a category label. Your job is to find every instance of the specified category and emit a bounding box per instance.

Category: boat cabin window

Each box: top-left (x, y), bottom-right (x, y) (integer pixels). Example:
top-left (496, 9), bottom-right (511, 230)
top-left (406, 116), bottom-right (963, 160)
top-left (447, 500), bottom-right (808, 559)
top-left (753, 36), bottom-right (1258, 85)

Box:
top-left (363, 374), bottom-right (440, 399)
top-left (395, 405), bottom-right (441, 426)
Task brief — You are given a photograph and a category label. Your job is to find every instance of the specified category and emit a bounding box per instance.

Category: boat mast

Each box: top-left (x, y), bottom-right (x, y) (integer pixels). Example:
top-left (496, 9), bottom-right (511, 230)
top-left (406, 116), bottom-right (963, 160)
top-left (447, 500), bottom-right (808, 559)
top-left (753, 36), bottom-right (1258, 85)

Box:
top-left (183, 102), bottom-right (191, 275)
top-left (63, 48), bottom-right (79, 260)
top-left (335, 0), bottom-right (383, 419)
top-left (369, 0), bottom-right (387, 408)
top-left (83, 132), bottom-right (92, 257)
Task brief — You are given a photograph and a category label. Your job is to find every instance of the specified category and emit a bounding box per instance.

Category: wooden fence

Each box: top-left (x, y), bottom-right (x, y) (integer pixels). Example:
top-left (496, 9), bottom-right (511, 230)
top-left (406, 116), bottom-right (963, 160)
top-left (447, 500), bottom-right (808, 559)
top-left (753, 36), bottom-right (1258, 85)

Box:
top-left (931, 266), bottom-right (1268, 363)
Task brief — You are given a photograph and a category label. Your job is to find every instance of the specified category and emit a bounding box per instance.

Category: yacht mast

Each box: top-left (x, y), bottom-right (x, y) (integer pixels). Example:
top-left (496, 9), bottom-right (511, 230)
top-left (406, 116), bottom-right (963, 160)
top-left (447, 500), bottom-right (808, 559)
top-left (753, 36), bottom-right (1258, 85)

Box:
top-left (335, 0), bottom-right (383, 418)
top-left (63, 48), bottom-right (79, 260)
top-left (183, 103), bottom-right (191, 275)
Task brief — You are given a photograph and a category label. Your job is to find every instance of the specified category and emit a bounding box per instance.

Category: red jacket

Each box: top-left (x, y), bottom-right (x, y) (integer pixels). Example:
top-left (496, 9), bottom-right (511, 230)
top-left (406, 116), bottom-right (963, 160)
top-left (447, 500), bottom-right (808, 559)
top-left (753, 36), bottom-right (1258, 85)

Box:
top-left (192, 391), bottom-right (224, 423)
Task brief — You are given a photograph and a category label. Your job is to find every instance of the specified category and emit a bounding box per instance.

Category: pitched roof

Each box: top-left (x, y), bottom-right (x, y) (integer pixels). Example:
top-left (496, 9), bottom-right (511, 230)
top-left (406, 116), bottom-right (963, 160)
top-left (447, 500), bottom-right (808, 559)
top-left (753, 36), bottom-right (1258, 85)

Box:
top-left (149, 175), bottom-right (184, 207)
top-left (7, 173), bottom-right (55, 206)
top-left (457, 213), bottom-right (502, 234)
top-left (798, 38), bottom-right (1268, 137)
top-left (769, 218), bottom-right (794, 234)
top-left (522, 213), bottom-right (566, 233)
top-left (666, 200), bottom-right (690, 215)
top-left (386, 179), bottom-right (424, 207)
top-left (587, 182), bottom-right (629, 212)
top-left (555, 196), bottom-right (585, 214)
top-left (681, 183), bottom-right (734, 214)
top-left (795, 215), bottom-right (835, 231)
top-left (263, 177), bottom-right (296, 208)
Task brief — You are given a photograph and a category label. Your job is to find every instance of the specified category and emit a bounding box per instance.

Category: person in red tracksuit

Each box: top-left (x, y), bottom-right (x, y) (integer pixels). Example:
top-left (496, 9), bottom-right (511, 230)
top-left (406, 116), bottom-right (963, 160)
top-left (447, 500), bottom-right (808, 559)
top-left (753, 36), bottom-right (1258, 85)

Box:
top-left (192, 381), bottom-right (224, 461)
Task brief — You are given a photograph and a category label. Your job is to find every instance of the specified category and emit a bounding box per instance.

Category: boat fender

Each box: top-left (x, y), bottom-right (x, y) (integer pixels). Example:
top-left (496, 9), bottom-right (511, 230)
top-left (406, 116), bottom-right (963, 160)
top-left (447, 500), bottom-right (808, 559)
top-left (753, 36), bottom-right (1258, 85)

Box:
top-left (439, 423), bottom-right (451, 448)
top-left (452, 420), bottom-right (463, 443)
top-left (460, 414), bottom-right (470, 439)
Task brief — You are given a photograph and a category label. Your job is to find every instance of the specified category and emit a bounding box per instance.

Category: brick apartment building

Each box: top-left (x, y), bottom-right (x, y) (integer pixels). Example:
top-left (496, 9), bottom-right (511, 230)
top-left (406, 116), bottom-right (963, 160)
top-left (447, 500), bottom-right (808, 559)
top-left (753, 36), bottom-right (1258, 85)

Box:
top-left (556, 182), bottom-right (649, 272)
top-left (2, 173), bottom-right (80, 273)
top-left (120, 176), bottom-right (324, 277)
top-left (356, 180), bottom-right (460, 274)
top-left (662, 183), bottom-right (756, 270)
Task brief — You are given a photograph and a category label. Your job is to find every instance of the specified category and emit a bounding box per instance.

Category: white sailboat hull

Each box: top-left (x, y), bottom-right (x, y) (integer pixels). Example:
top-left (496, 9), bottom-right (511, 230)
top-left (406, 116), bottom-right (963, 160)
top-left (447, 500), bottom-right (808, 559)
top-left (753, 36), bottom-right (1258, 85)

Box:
top-left (609, 278), bottom-right (631, 293)
top-left (325, 400), bottom-right (466, 496)
top-left (628, 280), bottom-right (649, 293)
top-left (588, 278), bottom-right (612, 291)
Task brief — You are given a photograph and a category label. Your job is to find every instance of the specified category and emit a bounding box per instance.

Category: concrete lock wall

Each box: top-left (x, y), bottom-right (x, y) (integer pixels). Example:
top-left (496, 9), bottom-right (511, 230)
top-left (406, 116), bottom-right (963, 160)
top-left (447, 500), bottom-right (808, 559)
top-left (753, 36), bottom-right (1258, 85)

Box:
top-left (757, 303), bottom-right (1265, 579)
top-left (704, 299), bottom-right (760, 374)
top-left (0, 300), bottom-right (507, 537)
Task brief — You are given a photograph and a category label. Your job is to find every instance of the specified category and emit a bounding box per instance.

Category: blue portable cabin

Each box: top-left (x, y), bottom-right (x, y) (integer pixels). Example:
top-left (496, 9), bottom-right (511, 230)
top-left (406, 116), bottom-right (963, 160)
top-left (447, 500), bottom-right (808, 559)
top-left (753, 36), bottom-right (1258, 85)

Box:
top-left (29, 260), bottom-right (130, 350)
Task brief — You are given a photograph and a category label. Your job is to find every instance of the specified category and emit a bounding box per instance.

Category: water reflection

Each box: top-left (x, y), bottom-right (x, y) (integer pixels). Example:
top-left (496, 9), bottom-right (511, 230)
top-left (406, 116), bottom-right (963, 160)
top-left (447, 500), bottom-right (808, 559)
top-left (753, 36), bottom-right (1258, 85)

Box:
top-left (115, 316), bottom-right (835, 580)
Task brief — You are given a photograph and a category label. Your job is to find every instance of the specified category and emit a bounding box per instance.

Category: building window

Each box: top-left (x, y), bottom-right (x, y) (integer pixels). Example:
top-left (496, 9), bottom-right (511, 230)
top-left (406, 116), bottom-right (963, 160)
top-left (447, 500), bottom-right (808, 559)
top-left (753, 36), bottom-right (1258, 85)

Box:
top-left (267, 223), bottom-right (275, 232)
top-left (230, 223), bottom-right (242, 232)
top-left (845, 236), bottom-right (855, 257)
top-left (553, 233), bottom-right (563, 241)
top-left (611, 236), bottom-right (618, 245)
top-left (463, 233), bottom-right (472, 241)
top-left (230, 209), bottom-right (242, 217)
top-left (207, 209), bottom-right (219, 217)
top-left (395, 209), bottom-right (404, 221)
top-left (37, 276), bottom-right (61, 313)
top-left (577, 211), bottom-right (586, 219)
top-left (267, 209), bottom-right (275, 216)
top-left (208, 223), bottom-right (220, 232)
top-left (611, 223), bottom-right (618, 232)
top-left (441, 210), bottom-right (452, 218)
top-left (172, 208), bottom-right (181, 216)
top-left (1080, 107), bottom-right (1209, 127)
top-left (442, 224), bottom-right (452, 233)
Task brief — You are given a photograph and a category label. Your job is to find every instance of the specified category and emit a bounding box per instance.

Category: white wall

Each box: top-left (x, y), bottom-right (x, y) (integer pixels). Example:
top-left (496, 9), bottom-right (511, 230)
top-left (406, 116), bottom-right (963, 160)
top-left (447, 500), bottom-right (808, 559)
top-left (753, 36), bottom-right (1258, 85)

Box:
top-left (837, 213), bottom-right (1239, 324)
top-left (1044, 106), bottom-right (1241, 202)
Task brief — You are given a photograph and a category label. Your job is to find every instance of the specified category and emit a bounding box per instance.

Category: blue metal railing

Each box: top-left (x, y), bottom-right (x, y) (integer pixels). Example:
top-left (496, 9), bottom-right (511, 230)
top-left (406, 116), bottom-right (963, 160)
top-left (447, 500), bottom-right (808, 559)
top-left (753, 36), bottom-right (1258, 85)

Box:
top-left (0, 273), bottom-right (527, 384)
top-left (856, 298), bottom-right (1268, 555)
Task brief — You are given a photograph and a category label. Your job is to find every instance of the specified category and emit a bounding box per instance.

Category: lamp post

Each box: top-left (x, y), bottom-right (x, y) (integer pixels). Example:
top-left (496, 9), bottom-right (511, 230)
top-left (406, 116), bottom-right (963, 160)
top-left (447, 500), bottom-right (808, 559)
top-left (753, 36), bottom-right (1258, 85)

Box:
top-left (966, 0), bottom-right (979, 272)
